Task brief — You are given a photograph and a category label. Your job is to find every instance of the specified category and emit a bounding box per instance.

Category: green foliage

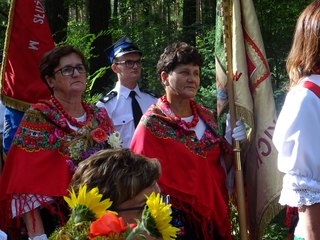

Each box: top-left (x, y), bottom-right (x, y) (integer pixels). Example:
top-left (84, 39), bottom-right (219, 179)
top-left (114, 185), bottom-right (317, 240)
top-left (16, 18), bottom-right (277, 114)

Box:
top-left (58, 20), bottom-right (107, 102)
top-left (0, 1), bottom-right (9, 54)
top-left (86, 67), bottom-right (108, 103)
top-left (0, 0), bottom-right (312, 106)
top-left (193, 29), bottom-right (218, 111)
top-left (59, 20), bottom-right (93, 59)
top-left (262, 208), bottom-right (288, 240)
top-left (230, 204), bottom-right (288, 240)
top-left (71, 204), bottom-right (96, 223)
top-left (262, 223), bottom-right (288, 240)
top-left (194, 85), bottom-right (217, 111)
top-left (65, 0), bottom-right (86, 8)
top-left (0, 1), bottom-right (313, 238)
top-left (255, 0), bottom-right (313, 111)
top-left (49, 219), bottom-right (90, 240)
top-left (107, 0), bottom-right (187, 97)
top-left (197, 29), bottom-right (217, 88)
top-left (272, 73), bottom-right (288, 114)
top-left (230, 203), bottom-right (240, 239)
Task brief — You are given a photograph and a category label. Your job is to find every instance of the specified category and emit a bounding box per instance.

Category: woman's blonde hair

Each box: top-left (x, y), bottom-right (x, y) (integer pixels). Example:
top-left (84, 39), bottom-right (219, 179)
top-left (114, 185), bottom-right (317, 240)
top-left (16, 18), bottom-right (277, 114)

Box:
top-left (286, 0), bottom-right (320, 87)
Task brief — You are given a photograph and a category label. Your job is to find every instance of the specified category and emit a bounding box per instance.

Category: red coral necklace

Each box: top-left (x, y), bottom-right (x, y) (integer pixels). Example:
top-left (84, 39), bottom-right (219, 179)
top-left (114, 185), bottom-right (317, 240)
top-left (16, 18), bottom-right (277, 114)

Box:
top-left (161, 95), bottom-right (199, 128)
top-left (51, 96), bottom-right (93, 128)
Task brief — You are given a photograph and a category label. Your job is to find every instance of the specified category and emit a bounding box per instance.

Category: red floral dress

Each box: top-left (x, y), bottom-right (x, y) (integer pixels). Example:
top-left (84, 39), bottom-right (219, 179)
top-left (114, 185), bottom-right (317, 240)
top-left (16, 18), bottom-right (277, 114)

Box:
top-left (130, 98), bottom-right (232, 240)
top-left (0, 99), bottom-right (114, 234)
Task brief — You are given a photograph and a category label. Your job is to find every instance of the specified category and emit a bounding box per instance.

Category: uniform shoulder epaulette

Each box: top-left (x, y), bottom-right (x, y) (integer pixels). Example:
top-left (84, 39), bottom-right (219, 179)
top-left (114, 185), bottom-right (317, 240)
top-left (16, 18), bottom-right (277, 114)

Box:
top-left (100, 91), bottom-right (117, 103)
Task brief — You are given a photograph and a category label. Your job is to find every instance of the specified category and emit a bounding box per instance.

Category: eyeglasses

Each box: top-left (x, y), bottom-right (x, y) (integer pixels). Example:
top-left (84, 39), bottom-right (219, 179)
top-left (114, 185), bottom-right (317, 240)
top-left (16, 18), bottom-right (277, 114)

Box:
top-left (115, 194), bottom-right (170, 212)
top-left (115, 60), bottom-right (142, 68)
top-left (54, 64), bottom-right (86, 76)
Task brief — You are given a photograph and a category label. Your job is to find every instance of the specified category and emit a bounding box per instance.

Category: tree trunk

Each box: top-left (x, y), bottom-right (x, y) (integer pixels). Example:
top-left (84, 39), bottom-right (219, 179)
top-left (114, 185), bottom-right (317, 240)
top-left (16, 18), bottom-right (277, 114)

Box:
top-left (88, 0), bottom-right (113, 95)
top-left (113, 0), bottom-right (118, 18)
top-left (182, 0), bottom-right (196, 45)
top-left (201, 0), bottom-right (215, 27)
top-left (43, 0), bottom-right (68, 43)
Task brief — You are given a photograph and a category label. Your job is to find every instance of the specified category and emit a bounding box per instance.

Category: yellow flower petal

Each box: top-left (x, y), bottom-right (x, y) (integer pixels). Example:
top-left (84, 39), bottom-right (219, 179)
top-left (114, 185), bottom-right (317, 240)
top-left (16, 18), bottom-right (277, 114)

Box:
top-left (145, 192), bottom-right (179, 240)
top-left (64, 187), bottom-right (78, 208)
top-left (64, 185), bottom-right (114, 219)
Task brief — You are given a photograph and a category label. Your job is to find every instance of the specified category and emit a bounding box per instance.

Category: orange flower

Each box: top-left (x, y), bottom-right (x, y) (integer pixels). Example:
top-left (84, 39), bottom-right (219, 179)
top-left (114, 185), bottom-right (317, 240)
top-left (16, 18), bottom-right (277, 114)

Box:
top-left (89, 212), bottom-right (135, 239)
top-left (90, 128), bottom-right (108, 143)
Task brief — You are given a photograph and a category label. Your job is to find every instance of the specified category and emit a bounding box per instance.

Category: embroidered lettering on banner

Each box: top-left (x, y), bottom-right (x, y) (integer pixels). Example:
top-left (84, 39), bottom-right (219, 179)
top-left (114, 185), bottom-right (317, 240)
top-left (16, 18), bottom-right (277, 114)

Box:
top-left (28, 41), bottom-right (40, 50)
top-left (33, 0), bottom-right (45, 24)
top-left (29, 0), bottom-right (47, 51)
top-left (255, 119), bottom-right (276, 168)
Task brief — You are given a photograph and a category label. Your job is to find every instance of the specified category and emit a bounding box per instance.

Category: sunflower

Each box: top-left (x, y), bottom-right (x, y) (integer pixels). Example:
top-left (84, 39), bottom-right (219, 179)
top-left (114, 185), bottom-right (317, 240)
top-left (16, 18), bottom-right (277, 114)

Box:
top-left (143, 192), bottom-right (179, 240)
top-left (64, 185), bottom-right (114, 223)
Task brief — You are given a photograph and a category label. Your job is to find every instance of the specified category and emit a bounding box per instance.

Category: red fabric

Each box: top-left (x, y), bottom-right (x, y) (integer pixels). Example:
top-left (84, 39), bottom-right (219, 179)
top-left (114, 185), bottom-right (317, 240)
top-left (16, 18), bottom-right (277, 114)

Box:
top-left (2, 147), bottom-right (70, 196)
top-left (130, 99), bottom-right (231, 240)
top-left (1, 0), bottom-right (53, 105)
top-left (0, 99), bottom-right (114, 231)
top-left (285, 206), bottom-right (298, 240)
top-left (302, 81), bottom-right (320, 98)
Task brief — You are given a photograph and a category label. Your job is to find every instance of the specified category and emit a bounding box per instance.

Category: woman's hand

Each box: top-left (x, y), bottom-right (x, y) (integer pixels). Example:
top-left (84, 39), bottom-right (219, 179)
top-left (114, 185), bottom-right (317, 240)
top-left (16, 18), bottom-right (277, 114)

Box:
top-left (224, 113), bottom-right (247, 144)
top-left (232, 120), bottom-right (246, 141)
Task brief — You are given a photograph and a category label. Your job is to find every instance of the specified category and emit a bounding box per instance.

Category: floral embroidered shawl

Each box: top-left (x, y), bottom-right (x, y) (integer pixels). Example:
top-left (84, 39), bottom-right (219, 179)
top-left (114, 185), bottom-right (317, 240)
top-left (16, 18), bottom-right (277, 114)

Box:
top-left (130, 99), bottom-right (231, 240)
top-left (0, 99), bottom-right (114, 231)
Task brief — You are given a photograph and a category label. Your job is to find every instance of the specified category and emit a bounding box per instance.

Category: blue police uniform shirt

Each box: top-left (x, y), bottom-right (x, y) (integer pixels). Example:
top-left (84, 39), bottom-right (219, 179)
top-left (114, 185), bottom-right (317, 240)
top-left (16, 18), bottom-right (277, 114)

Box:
top-left (3, 106), bottom-right (24, 154)
top-left (0, 100), bottom-right (5, 134)
top-left (96, 81), bottom-right (157, 148)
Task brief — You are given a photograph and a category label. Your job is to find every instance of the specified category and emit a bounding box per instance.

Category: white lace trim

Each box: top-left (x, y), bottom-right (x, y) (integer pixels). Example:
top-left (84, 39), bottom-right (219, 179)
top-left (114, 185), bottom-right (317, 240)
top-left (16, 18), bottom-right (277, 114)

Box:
top-left (279, 174), bottom-right (320, 207)
top-left (279, 188), bottom-right (320, 207)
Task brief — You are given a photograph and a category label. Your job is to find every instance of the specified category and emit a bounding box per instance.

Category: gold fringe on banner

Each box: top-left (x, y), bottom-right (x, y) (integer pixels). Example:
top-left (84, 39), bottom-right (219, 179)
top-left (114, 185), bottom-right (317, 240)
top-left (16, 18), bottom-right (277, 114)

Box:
top-left (0, 0), bottom-right (16, 96)
top-left (2, 95), bottom-right (31, 112)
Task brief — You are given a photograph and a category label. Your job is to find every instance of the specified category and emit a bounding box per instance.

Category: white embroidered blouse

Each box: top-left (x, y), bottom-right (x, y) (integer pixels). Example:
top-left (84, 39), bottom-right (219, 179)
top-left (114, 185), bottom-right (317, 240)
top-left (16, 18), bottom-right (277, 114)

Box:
top-left (273, 74), bottom-right (320, 207)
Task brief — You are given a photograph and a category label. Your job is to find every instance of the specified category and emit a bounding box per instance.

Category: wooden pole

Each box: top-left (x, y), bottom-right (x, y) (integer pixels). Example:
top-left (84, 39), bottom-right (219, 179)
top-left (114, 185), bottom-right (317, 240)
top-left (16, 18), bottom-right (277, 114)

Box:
top-left (220, 0), bottom-right (248, 239)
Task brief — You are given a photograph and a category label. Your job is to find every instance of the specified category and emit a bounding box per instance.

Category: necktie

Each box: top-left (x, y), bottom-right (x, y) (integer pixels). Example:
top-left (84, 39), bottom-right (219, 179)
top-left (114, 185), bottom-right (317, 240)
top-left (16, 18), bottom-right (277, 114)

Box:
top-left (129, 91), bottom-right (143, 128)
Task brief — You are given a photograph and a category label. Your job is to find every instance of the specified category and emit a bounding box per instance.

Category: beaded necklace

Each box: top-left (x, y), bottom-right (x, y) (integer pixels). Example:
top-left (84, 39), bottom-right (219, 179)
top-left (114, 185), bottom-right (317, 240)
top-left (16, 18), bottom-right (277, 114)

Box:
top-left (161, 95), bottom-right (199, 128)
top-left (51, 96), bottom-right (93, 128)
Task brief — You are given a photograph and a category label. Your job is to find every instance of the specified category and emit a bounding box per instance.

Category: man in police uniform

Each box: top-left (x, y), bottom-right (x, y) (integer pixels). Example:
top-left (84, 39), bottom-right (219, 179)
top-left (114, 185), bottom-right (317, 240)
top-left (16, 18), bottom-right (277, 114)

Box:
top-left (96, 36), bottom-right (157, 148)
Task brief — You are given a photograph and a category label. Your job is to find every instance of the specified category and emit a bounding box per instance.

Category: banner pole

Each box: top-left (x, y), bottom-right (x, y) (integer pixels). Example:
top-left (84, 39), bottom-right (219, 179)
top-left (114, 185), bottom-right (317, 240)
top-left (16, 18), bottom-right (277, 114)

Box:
top-left (220, 0), bottom-right (248, 239)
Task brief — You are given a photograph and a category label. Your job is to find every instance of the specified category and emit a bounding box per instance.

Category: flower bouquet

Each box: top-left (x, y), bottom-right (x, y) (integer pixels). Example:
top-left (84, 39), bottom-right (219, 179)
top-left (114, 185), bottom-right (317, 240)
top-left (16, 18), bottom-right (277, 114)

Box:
top-left (49, 185), bottom-right (179, 240)
top-left (68, 124), bottom-right (122, 162)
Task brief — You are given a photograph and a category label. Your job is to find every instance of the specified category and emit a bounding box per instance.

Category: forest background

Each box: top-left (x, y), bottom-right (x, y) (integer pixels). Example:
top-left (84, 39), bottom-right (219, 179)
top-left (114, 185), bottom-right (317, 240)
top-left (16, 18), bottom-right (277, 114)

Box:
top-left (0, 0), bottom-right (313, 239)
top-left (0, 0), bottom-right (312, 109)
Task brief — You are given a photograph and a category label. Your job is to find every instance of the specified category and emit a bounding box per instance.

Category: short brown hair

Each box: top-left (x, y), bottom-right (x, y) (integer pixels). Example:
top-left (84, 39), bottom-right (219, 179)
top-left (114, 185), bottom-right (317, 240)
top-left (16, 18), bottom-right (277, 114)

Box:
top-left (70, 148), bottom-right (161, 210)
top-left (39, 45), bottom-right (87, 92)
top-left (156, 42), bottom-right (203, 76)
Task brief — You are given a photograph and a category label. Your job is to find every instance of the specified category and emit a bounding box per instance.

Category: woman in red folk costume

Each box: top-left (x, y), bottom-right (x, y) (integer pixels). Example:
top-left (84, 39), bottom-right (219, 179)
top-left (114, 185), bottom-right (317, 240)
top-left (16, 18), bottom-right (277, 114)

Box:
top-left (130, 42), bottom-right (246, 240)
top-left (0, 46), bottom-right (115, 239)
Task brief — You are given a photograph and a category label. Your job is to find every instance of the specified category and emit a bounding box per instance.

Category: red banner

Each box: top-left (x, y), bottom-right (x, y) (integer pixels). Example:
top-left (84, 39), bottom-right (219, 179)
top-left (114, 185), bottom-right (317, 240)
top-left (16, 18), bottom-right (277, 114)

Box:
top-left (0, 0), bottom-right (54, 111)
